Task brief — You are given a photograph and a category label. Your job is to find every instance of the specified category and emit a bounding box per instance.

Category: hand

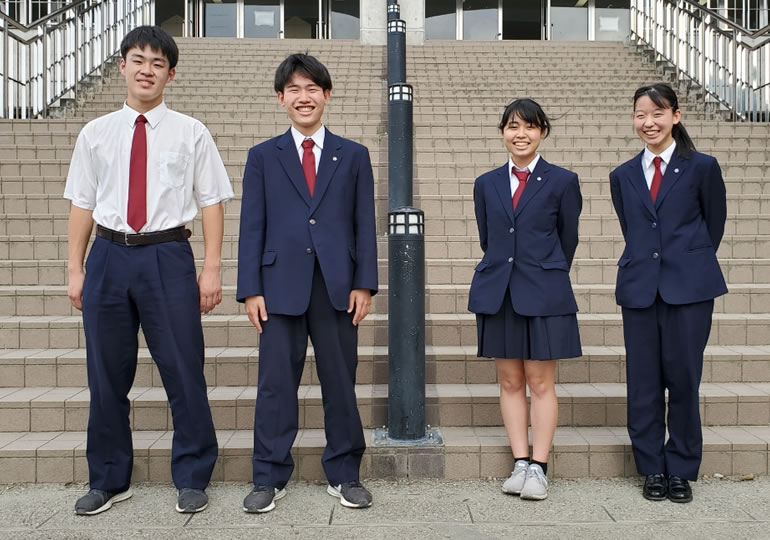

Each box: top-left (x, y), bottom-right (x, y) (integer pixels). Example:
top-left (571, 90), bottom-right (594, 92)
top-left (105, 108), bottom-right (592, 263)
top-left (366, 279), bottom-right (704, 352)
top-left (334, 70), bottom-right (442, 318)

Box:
top-left (245, 295), bottom-right (268, 333)
top-left (67, 270), bottom-right (85, 311)
top-left (348, 288), bottom-right (372, 326)
top-left (198, 266), bottom-right (223, 314)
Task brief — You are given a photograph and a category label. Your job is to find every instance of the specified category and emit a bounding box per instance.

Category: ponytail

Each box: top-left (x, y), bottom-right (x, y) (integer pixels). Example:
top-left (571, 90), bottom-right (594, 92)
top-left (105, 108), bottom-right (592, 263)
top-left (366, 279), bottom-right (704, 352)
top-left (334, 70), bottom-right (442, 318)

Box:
top-left (633, 83), bottom-right (696, 158)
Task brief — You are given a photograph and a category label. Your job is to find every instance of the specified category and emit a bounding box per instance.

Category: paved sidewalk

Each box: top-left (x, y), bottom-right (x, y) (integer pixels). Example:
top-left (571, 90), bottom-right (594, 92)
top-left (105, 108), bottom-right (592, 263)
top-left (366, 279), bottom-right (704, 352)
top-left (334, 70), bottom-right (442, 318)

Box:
top-left (2, 477), bottom-right (770, 539)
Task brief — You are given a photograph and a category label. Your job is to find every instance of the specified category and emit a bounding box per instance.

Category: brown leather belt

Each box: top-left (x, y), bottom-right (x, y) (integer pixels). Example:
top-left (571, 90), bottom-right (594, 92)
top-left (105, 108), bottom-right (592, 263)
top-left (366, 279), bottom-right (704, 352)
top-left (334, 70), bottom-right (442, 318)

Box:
top-left (96, 225), bottom-right (191, 246)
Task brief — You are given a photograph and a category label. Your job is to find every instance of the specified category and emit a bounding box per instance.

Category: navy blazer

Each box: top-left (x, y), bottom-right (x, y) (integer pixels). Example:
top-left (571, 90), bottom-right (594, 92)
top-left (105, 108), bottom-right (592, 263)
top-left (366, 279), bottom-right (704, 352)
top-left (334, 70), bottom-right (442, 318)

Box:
top-left (236, 128), bottom-right (378, 315)
top-left (609, 150), bottom-right (727, 309)
top-left (468, 158), bottom-right (582, 316)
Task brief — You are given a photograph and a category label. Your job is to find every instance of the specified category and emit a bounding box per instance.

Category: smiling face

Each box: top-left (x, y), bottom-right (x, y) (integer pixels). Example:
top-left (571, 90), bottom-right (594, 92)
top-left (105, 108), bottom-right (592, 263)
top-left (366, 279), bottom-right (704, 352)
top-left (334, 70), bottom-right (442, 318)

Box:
top-left (633, 95), bottom-right (681, 155)
top-left (502, 113), bottom-right (546, 168)
top-left (120, 45), bottom-right (175, 113)
top-left (277, 73), bottom-right (331, 136)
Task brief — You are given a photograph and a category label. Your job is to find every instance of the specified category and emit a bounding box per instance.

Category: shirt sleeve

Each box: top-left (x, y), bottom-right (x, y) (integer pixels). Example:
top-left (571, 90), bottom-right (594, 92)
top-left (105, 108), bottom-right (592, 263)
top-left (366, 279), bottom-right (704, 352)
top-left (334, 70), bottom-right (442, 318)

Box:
top-left (193, 123), bottom-right (234, 208)
top-left (63, 129), bottom-right (98, 210)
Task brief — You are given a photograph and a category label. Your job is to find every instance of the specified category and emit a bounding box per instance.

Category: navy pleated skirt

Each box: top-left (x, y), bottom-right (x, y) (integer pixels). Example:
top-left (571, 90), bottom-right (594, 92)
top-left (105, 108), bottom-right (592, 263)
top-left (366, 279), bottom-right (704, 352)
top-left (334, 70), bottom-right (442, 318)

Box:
top-left (476, 293), bottom-right (582, 360)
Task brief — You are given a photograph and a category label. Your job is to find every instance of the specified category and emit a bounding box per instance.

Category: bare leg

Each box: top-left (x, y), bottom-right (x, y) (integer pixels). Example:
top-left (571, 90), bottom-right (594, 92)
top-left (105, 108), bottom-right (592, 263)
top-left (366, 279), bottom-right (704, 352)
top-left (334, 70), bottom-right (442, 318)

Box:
top-left (496, 358), bottom-right (529, 458)
top-left (523, 360), bottom-right (558, 463)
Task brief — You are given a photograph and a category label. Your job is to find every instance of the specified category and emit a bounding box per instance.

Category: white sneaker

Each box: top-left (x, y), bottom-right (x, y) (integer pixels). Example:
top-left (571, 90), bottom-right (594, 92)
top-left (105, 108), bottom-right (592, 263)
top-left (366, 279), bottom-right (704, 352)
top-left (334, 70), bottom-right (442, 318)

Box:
top-left (502, 459), bottom-right (529, 495)
top-left (519, 463), bottom-right (548, 500)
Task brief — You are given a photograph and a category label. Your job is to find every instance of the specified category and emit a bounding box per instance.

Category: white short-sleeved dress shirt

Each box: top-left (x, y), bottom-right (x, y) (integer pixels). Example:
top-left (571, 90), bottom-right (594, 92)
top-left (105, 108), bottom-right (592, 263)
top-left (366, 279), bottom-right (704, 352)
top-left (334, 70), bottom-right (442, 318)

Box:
top-left (641, 140), bottom-right (676, 189)
top-left (64, 102), bottom-right (234, 233)
top-left (508, 154), bottom-right (541, 197)
top-left (290, 125), bottom-right (324, 174)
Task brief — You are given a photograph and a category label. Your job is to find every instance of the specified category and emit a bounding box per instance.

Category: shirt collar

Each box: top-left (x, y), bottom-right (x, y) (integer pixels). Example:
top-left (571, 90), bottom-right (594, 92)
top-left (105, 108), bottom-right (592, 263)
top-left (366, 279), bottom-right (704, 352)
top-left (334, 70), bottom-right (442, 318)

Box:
top-left (291, 125), bottom-right (325, 152)
top-left (122, 101), bottom-right (168, 129)
top-left (509, 154), bottom-right (540, 175)
top-left (643, 140), bottom-right (676, 169)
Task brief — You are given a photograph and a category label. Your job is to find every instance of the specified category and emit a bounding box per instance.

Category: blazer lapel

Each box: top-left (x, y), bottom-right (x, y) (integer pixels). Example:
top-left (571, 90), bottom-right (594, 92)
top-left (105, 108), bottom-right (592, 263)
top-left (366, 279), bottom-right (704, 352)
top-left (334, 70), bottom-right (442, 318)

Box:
top-left (654, 153), bottom-right (688, 210)
top-left (309, 128), bottom-right (343, 213)
top-left (514, 157), bottom-right (550, 217)
top-left (276, 128), bottom-right (312, 207)
top-left (492, 163), bottom-right (515, 226)
top-left (624, 151), bottom-right (656, 218)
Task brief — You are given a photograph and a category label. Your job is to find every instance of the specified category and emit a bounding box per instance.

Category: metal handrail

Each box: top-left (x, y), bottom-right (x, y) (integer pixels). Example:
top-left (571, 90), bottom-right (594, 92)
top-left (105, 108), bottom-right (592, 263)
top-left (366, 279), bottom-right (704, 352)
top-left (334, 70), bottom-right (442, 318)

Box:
top-left (0, 0), bottom-right (154, 119)
top-left (630, 0), bottom-right (770, 121)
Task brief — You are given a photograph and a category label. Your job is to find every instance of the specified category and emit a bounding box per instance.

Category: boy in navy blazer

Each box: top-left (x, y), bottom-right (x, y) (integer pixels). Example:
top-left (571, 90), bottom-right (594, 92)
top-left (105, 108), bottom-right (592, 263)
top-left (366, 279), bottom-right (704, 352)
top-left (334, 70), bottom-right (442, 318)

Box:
top-left (237, 54), bottom-right (378, 513)
top-left (610, 83), bottom-right (727, 503)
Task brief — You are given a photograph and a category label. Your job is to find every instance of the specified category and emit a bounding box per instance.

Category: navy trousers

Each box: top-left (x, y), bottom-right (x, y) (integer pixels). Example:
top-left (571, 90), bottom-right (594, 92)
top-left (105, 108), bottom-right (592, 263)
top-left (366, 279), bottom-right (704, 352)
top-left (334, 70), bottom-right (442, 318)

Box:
top-left (82, 236), bottom-right (218, 492)
top-left (622, 294), bottom-right (714, 481)
top-left (252, 262), bottom-right (364, 488)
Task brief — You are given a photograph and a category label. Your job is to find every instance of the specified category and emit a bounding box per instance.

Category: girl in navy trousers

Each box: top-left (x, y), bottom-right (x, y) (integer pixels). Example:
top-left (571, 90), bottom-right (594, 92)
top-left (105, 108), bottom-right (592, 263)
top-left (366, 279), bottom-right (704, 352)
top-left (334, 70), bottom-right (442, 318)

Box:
top-left (610, 83), bottom-right (727, 503)
top-left (469, 99), bottom-right (582, 500)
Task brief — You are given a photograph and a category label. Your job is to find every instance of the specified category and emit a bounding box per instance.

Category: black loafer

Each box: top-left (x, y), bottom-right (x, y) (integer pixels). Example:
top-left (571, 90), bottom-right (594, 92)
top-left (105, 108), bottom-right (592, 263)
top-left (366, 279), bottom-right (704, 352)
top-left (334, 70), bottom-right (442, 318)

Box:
top-left (642, 474), bottom-right (667, 501)
top-left (667, 476), bottom-right (693, 503)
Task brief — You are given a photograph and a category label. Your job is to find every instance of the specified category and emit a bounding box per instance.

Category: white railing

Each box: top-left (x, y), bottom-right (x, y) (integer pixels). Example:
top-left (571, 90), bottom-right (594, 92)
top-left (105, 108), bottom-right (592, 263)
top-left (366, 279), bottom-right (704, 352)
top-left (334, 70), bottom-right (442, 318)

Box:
top-left (0, 0), bottom-right (154, 119)
top-left (631, 0), bottom-right (770, 121)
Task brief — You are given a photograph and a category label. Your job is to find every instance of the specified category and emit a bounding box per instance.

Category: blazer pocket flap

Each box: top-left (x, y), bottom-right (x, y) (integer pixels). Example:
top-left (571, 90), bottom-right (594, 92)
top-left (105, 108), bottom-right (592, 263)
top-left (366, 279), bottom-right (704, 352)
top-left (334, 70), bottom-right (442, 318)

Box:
top-left (688, 244), bottom-right (713, 252)
top-left (261, 251), bottom-right (276, 266)
top-left (539, 260), bottom-right (569, 271)
top-left (618, 256), bottom-right (631, 267)
top-left (475, 261), bottom-right (489, 272)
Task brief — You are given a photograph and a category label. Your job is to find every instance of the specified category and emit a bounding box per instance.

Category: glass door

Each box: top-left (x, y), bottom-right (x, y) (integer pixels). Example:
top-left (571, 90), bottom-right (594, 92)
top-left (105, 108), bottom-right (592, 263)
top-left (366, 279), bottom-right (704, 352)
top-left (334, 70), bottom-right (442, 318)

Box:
top-left (204, 0), bottom-right (238, 37)
top-left (502, 0), bottom-right (543, 39)
top-left (462, 0), bottom-right (499, 40)
top-left (284, 0), bottom-right (320, 38)
top-left (327, 0), bottom-right (360, 39)
top-left (549, 0), bottom-right (588, 40)
top-left (245, 0), bottom-right (281, 38)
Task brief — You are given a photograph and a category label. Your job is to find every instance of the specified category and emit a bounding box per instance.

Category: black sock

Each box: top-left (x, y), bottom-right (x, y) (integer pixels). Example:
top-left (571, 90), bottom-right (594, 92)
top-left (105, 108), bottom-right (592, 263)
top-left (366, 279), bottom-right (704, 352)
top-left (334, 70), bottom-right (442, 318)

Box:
top-left (513, 456), bottom-right (530, 463)
top-left (531, 460), bottom-right (548, 475)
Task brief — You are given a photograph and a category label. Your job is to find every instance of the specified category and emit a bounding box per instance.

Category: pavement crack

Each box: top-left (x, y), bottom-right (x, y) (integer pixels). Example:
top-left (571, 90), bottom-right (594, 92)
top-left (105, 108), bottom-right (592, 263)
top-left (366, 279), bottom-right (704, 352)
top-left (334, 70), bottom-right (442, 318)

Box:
top-left (34, 509), bottom-right (59, 529)
top-left (183, 514), bottom-right (195, 527)
top-left (466, 503), bottom-right (475, 524)
top-left (602, 505), bottom-right (617, 523)
top-left (328, 503), bottom-right (335, 525)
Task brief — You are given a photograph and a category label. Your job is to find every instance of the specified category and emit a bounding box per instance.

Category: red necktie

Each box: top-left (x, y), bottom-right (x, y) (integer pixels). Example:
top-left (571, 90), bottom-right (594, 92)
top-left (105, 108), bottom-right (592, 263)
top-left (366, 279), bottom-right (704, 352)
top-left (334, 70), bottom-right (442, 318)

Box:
top-left (650, 156), bottom-right (663, 202)
top-left (512, 168), bottom-right (530, 210)
top-left (127, 114), bottom-right (148, 232)
top-left (302, 139), bottom-right (316, 196)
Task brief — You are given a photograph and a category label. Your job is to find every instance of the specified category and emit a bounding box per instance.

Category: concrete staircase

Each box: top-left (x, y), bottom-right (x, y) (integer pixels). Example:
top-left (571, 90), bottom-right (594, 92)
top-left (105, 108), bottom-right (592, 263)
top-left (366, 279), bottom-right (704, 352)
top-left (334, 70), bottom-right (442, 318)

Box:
top-left (1, 38), bottom-right (769, 484)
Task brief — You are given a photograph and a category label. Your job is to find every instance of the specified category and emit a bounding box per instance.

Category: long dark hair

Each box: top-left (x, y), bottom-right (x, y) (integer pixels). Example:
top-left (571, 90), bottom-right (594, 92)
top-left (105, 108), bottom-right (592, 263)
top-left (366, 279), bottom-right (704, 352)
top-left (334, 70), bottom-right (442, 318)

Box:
top-left (633, 83), bottom-right (695, 158)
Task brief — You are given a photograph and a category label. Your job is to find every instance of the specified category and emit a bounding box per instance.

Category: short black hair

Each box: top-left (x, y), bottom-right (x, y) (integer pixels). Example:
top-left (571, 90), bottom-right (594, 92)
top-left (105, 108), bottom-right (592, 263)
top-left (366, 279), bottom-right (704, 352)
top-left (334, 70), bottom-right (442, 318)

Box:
top-left (498, 98), bottom-right (551, 137)
top-left (120, 25), bottom-right (179, 69)
top-left (274, 53), bottom-right (333, 93)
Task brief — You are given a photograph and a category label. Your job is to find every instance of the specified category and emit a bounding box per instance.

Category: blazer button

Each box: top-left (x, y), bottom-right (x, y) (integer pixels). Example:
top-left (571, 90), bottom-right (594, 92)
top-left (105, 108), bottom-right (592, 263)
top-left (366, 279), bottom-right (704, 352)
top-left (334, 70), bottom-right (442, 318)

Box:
top-left (306, 248), bottom-right (314, 254)
top-left (508, 257), bottom-right (514, 263)
top-left (652, 252), bottom-right (659, 259)
top-left (509, 227), bottom-right (514, 233)
top-left (651, 222), bottom-right (657, 228)
top-left (309, 218), bottom-right (316, 225)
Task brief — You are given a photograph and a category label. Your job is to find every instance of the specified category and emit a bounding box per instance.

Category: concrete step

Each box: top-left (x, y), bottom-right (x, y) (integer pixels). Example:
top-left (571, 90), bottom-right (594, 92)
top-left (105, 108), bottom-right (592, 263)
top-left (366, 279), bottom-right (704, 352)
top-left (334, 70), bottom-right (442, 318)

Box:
top-left (0, 425), bottom-right (767, 483)
top-left (1, 344), bottom-right (769, 388)
top-left (0, 257), bottom-right (766, 287)
top-left (0, 312), bottom-right (766, 350)
top-left (0, 283), bottom-right (767, 317)
top-left (2, 382), bottom-right (769, 433)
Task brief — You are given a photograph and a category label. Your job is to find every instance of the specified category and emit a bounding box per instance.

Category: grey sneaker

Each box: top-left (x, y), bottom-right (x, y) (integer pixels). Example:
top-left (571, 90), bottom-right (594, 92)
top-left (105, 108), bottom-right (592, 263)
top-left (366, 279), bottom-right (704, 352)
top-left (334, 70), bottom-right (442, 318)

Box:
top-left (502, 459), bottom-right (529, 495)
top-left (519, 463), bottom-right (548, 500)
top-left (243, 485), bottom-right (286, 513)
top-left (327, 481), bottom-right (373, 508)
top-left (176, 488), bottom-right (208, 513)
top-left (74, 488), bottom-right (133, 515)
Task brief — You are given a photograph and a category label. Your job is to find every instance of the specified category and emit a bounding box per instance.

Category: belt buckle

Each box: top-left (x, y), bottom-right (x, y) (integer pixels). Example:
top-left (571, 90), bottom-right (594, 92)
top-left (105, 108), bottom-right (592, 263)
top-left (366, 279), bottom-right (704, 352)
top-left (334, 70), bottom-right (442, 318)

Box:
top-left (124, 232), bottom-right (139, 246)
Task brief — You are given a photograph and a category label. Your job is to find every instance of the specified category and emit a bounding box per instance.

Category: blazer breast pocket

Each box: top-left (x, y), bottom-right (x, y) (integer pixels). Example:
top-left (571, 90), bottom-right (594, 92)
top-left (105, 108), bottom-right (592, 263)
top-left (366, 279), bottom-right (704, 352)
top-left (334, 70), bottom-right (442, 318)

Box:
top-left (159, 151), bottom-right (189, 188)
